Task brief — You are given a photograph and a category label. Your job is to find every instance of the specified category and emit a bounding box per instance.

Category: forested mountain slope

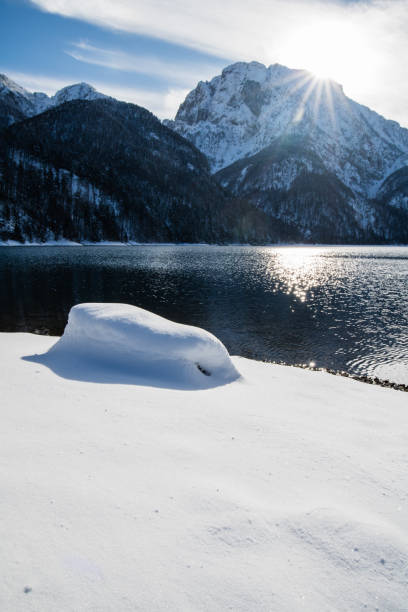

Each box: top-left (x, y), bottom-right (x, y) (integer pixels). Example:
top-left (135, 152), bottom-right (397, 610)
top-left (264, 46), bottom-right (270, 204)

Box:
top-left (0, 98), bottom-right (278, 243)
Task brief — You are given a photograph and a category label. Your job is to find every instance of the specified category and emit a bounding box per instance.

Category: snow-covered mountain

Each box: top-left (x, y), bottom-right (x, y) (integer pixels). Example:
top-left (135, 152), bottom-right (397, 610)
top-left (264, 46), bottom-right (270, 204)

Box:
top-left (0, 73), bottom-right (107, 128)
top-left (165, 61), bottom-right (408, 199)
top-left (49, 82), bottom-right (108, 109)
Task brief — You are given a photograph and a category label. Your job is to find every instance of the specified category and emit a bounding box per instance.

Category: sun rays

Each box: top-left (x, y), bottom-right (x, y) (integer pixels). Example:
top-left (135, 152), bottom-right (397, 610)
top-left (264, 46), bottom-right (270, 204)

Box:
top-left (263, 16), bottom-right (374, 133)
top-left (268, 67), bottom-right (344, 133)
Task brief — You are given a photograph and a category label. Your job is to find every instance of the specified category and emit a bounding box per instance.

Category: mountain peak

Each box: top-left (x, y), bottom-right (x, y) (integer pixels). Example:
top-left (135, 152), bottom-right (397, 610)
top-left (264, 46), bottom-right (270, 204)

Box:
top-left (55, 82), bottom-right (97, 96)
top-left (51, 82), bottom-right (107, 106)
top-left (221, 61), bottom-right (267, 78)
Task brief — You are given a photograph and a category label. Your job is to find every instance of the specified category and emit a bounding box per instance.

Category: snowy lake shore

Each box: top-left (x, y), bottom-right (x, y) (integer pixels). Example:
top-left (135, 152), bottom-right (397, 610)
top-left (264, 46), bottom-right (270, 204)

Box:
top-left (1, 305), bottom-right (408, 611)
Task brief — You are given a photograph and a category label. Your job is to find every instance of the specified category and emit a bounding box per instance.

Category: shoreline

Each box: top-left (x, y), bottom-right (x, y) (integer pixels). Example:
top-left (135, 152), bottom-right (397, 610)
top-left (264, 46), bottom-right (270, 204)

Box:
top-left (2, 240), bottom-right (408, 248)
top-left (272, 361), bottom-right (408, 392)
top-left (0, 331), bottom-right (408, 393)
top-left (3, 329), bottom-right (407, 391)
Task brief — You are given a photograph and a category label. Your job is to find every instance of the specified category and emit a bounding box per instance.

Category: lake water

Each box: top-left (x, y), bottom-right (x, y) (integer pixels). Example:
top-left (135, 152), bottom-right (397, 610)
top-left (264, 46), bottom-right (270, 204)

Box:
top-left (1, 245), bottom-right (408, 384)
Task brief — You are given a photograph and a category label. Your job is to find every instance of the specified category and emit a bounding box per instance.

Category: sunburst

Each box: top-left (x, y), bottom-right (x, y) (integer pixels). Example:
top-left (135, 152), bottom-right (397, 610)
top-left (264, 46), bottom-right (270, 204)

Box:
top-left (270, 69), bottom-right (344, 132)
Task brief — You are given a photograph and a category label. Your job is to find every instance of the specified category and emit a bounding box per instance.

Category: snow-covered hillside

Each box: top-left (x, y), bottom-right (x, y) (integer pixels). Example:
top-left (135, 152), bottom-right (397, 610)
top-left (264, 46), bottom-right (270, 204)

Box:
top-left (166, 61), bottom-right (408, 198)
top-left (0, 73), bottom-right (107, 126)
top-left (2, 97), bottom-right (263, 245)
top-left (1, 304), bottom-right (408, 610)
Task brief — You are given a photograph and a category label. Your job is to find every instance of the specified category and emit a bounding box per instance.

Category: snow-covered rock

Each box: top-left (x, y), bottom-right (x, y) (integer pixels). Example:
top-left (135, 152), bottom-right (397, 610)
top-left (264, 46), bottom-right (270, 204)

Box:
top-left (45, 303), bottom-right (239, 388)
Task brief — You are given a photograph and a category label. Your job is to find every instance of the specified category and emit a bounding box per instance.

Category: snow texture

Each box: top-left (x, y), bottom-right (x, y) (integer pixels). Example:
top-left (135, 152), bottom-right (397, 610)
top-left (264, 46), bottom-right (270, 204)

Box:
top-left (1, 326), bottom-right (408, 611)
top-left (37, 303), bottom-right (239, 389)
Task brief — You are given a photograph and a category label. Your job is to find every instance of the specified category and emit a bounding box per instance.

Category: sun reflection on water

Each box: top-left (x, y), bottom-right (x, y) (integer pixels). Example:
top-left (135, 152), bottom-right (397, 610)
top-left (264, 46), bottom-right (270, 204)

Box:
top-left (264, 247), bottom-right (327, 303)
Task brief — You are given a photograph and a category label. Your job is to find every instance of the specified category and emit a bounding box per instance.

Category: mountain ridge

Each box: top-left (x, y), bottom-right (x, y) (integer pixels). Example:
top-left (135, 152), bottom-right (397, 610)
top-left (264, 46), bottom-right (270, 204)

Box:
top-left (1, 65), bottom-right (408, 244)
top-left (0, 73), bottom-right (107, 128)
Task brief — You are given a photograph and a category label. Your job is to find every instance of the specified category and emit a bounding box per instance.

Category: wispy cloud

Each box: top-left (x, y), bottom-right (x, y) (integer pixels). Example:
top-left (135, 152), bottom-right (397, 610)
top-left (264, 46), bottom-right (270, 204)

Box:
top-left (2, 69), bottom-right (188, 118)
top-left (28, 0), bottom-right (408, 126)
top-left (66, 41), bottom-right (224, 87)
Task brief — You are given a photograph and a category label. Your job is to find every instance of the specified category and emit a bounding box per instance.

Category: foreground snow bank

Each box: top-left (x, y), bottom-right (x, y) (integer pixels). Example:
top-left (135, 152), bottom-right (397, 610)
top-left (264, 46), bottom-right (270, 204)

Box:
top-left (43, 303), bottom-right (239, 388)
top-left (1, 329), bottom-right (408, 611)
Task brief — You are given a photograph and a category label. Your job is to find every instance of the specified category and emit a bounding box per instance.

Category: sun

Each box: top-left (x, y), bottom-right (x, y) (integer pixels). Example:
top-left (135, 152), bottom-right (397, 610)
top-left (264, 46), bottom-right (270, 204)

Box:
top-left (279, 20), bottom-right (372, 87)
top-left (294, 26), bottom-right (346, 81)
top-left (266, 17), bottom-right (380, 132)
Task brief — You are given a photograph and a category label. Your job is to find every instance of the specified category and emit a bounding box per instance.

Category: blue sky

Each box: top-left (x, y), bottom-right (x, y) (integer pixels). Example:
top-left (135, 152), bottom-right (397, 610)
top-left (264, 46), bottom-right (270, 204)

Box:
top-left (0, 0), bottom-right (228, 116)
top-left (1, 0), bottom-right (408, 124)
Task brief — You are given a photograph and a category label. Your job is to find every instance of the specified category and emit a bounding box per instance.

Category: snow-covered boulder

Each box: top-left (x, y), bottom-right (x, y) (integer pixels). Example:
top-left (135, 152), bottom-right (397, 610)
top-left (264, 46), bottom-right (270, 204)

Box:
top-left (47, 303), bottom-right (240, 388)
